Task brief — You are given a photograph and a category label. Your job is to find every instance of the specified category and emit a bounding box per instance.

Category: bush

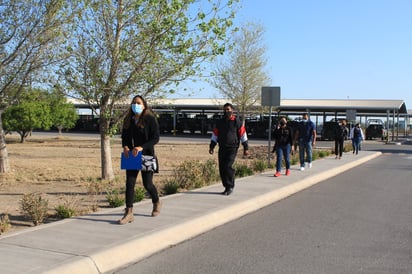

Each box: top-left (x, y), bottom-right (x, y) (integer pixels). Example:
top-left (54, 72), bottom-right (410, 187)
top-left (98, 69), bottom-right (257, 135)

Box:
top-left (174, 160), bottom-right (205, 190)
top-left (162, 179), bottom-right (180, 195)
top-left (54, 195), bottom-right (79, 219)
top-left (0, 214), bottom-right (11, 234)
top-left (20, 193), bottom-right (49, 226)
top-left (134, 186), bottom-right (146, 202)
top-left (234, 163), bottom-right (253, 178)
top-left (252, 159), bottom-right (267, 173)
top-left (55, 205), bottom-right (76, 219)
top-left (106, 188), bottom-right (125, 208)
top-left (201, 159), bottom-right (220, 184)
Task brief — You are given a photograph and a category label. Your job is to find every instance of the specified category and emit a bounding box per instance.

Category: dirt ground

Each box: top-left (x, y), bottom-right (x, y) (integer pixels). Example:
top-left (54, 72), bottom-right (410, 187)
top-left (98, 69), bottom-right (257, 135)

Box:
top-left (0, 133), bottom-right (268, 235)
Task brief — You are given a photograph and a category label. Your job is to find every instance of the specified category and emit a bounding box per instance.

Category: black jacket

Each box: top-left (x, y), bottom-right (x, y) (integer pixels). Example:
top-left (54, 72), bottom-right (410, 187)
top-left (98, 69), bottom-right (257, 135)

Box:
top-left (209, 115), bottom-right (248, 150)
top-left (121, 113), bottom-right (159, 156)
top-left (272, 125), bottom-right (293, 152)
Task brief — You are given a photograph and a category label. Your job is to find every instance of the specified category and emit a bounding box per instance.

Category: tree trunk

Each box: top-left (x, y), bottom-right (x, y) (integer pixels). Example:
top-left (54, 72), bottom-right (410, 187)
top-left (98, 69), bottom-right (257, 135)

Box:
top-left (0, 111), bottom-right (11, 173)
top-left (100, 116), bottom-right (115, 181)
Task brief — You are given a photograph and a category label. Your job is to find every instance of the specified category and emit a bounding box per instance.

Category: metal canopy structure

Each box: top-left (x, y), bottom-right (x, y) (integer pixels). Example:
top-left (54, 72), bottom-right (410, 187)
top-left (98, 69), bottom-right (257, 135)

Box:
top-left (149, 98), bottom-right (408, 117)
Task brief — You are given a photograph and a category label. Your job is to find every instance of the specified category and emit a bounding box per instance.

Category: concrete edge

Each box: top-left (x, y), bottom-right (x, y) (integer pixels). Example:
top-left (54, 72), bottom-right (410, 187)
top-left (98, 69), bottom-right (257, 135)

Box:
top-left (37, 152), bottom-right (382, 274)
top-left (88, 151), bottom-right (382, 273)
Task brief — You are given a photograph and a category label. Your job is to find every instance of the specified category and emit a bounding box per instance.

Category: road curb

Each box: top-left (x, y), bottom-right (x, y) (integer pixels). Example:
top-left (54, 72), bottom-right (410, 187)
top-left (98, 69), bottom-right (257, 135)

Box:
top-left (74, 151), bottom-right (381, 273)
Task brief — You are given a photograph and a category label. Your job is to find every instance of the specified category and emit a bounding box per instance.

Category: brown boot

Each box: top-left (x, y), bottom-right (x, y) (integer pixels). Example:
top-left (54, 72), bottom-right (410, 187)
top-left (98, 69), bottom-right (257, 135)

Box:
top-left (118, 207), bottom-right (134, 225)
top-left (151, 201), bottom-right (161, 217)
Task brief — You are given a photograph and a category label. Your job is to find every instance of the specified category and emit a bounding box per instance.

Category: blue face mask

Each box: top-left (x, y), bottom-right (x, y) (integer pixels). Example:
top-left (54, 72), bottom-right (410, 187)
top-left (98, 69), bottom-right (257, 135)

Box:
top-left (132, 103), bottom-right (143, 114)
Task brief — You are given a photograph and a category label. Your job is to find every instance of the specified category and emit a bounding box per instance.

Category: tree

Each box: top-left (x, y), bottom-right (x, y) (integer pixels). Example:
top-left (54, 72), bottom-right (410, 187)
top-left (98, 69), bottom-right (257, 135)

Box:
top-left (57, 0), bottom-right (239, 180)
top-left (211, 22), bottom-right (270, 123)
top-left (0, 0), bottom-right (75, 172)
top-left (49, 91), bottom-right (78, 135)
top-left (2, 89), bottom-right (53, 143)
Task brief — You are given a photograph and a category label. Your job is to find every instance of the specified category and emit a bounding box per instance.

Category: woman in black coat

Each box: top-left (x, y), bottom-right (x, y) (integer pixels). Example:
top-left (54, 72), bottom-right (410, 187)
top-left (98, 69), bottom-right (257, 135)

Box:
top-left (119, 95), bottom-right (161, 224)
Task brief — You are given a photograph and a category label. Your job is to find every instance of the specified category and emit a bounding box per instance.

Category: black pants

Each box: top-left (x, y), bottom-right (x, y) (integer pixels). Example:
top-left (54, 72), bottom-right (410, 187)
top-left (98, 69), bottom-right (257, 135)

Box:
top-left (218, 147), bottom-right (238, 189)
top-left (335, 138), bottom-right (344, 157)
top-left (125, 170), bottom-right (159, 208)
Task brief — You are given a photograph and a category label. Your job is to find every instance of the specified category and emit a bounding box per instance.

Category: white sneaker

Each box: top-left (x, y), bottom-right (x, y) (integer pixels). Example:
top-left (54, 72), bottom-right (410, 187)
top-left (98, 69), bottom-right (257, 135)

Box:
top-left (300, 166), bottom-right (305, 171)
top-left (308, 163), bottom-right (312, 168)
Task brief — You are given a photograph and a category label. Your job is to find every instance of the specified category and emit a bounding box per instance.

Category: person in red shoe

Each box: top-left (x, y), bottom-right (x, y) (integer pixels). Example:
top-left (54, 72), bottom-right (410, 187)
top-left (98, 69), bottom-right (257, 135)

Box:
top-left (272, 117), bottom-right (294, 177)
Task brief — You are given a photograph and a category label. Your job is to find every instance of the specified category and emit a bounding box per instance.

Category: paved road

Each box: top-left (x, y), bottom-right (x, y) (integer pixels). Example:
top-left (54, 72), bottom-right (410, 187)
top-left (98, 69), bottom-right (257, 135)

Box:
top-left (115, 143), bottom-right (412, 274)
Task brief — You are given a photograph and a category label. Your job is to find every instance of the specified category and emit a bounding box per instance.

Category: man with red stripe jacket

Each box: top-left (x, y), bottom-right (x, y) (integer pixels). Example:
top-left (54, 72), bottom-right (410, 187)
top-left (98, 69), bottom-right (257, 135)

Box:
top-left (209, 103), bottom-right (249, 196)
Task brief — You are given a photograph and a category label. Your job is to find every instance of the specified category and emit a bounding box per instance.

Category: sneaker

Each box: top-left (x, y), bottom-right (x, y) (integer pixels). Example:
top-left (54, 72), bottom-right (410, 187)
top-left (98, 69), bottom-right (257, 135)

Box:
top-left (285, 169), bottom-right (291, 176)
top-left (274, 171), bottom-right (281, 177)
top-left (300, 166), bottom-right (305, 171)
top-left (308, 162), bottom-right (312, 168)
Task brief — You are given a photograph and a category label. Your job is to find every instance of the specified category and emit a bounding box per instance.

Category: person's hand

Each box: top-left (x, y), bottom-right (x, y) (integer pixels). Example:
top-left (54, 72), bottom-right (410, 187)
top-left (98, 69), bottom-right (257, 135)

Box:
top-left (123, 147), bottom-right (130, 158)
top-left (132, 146), bottom-right (143, 157)
top-left (209, 148), bottom-right (214, 155)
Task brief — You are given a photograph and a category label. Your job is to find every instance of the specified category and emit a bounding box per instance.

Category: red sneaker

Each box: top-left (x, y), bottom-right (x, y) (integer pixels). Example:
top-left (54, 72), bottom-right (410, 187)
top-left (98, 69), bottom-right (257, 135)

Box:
top-left (274, 171), bottom-right (281, 177)
top-left (285, 169), bottom-right (291, 176)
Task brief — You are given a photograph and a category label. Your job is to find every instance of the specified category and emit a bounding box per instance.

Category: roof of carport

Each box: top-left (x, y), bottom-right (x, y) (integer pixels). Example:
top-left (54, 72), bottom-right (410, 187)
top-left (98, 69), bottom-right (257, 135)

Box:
top-left (151, 98), bottom-right (407, 115)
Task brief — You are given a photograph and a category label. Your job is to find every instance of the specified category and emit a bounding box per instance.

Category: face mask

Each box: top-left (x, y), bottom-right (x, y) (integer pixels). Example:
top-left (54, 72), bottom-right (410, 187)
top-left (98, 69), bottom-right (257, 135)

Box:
top-left (132, 103), bottom-right (143, 114)
top-left (224, 111), bottom-right (233, 118)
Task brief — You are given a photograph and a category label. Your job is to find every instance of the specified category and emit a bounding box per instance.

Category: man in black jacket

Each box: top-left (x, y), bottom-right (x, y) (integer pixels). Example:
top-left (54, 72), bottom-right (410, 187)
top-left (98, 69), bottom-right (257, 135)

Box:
top-left (209, 103), bottom-right (249, 195)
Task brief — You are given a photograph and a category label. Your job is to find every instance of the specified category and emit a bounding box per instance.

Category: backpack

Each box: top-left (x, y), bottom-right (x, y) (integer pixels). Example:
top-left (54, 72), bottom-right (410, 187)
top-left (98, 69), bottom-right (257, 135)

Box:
top-left (354, 127), bottom-right (360, 138)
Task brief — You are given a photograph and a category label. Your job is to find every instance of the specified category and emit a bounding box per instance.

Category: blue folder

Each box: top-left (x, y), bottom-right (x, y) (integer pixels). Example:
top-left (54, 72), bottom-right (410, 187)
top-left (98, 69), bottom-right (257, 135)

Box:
top-left (121, 151), bottom-right (142, 170)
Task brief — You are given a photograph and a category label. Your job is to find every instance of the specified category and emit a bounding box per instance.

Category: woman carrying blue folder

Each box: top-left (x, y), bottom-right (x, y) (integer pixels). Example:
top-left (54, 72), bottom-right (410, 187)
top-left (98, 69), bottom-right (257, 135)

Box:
top-left (119, 95), bottom-right (161, 225)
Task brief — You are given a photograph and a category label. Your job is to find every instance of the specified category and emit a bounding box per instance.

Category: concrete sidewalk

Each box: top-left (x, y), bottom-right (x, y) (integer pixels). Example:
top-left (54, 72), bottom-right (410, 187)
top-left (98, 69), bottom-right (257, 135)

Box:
top-left (0, 151), bottom-right (381, 274)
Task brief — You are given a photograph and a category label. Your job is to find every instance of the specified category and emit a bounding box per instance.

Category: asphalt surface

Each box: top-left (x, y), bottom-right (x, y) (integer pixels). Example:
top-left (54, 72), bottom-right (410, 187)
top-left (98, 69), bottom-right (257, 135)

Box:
top-left (0, 150), bottom-right (381, 274)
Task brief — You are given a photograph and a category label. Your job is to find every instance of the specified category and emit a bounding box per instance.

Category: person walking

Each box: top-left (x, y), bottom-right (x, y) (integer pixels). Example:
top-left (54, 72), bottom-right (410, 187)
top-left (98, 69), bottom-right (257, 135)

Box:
top-left (294, 113), bottom-right (316, 171)
top-left (350, 123), bottom-right (364, 155)
top-left (209, 103), bottom-right (249, 195)
top-left (334, 119), bottom-right (349, 159)
top-left (272, 117), bottom-right (294, 177)
top-left (119, 95), bottom-right (161, 225)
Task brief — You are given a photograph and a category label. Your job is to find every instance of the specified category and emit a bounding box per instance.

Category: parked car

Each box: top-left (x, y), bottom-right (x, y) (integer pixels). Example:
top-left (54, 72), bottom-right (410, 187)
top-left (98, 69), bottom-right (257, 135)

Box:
top-left (365, 119), bottom-right (387, 140)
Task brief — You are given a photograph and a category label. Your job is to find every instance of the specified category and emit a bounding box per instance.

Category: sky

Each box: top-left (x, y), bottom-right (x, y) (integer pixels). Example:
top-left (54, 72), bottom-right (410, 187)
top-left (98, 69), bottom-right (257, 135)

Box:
top-left (179, 0), bottom-right (412, 110)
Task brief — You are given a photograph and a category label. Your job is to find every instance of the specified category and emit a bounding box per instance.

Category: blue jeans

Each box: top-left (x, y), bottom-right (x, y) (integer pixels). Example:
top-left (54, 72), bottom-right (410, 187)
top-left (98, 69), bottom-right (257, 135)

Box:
top-left (352, 138), bottom-right (362, 154)
top-left (298, 139), bottom-right (312, 167)
top-left (276, 144), bottom-right (291, 172)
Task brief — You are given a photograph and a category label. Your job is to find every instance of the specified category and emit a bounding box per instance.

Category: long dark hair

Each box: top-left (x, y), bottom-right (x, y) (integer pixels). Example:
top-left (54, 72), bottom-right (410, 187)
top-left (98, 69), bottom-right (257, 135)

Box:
top-left (122, 95), bottom-right (152, 129)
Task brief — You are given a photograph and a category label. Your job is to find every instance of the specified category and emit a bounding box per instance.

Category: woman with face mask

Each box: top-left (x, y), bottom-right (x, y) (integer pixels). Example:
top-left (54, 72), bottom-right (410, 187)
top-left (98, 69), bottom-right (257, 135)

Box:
top-left (119, 95), bottom-right (161, 224)
top-left (272, 117), bottom-right (294, 177)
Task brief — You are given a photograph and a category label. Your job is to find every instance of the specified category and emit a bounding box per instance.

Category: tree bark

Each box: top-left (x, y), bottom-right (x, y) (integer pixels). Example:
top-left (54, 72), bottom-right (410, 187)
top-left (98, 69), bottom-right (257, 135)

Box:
top-left (100, 116), bottom-right (115, 181)
top-left (0, 111), bottom-right (11, 173)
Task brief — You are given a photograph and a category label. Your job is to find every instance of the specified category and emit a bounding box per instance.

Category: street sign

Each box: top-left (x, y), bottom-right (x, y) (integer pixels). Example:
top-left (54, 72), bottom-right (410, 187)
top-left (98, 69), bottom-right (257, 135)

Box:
top-left (261, 86), bottom-right (280, 107)
top-left (346, 109), bottom-right (357, 122)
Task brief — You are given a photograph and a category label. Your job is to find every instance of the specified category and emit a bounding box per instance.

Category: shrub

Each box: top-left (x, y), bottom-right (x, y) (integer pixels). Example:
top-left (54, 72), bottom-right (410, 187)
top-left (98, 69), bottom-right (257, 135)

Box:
top-left (55, 205), bottom-right (76, 219)
top-left (317, 150), bottom-right (329, 158)
top-left (134, 186), bottom-right (146, 202)
top-left (234, 163), bottom-right (253, 178)
top-left (106, 188), bottom-right (125, 208)
top-left (162, 179), bottom-right (180, 195)
top-left (201, 159), bottom-right (220, 185)
top-left (20, 193), bottom-right (49, 226)
top-left (252, 159), bottom-right (267, 173)
top-left (54, 195), bottom-right (80, 219)
top-left (174, 160), bottom-right (204, 190)
top-left (0, 214), bottom-right (11, 234)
